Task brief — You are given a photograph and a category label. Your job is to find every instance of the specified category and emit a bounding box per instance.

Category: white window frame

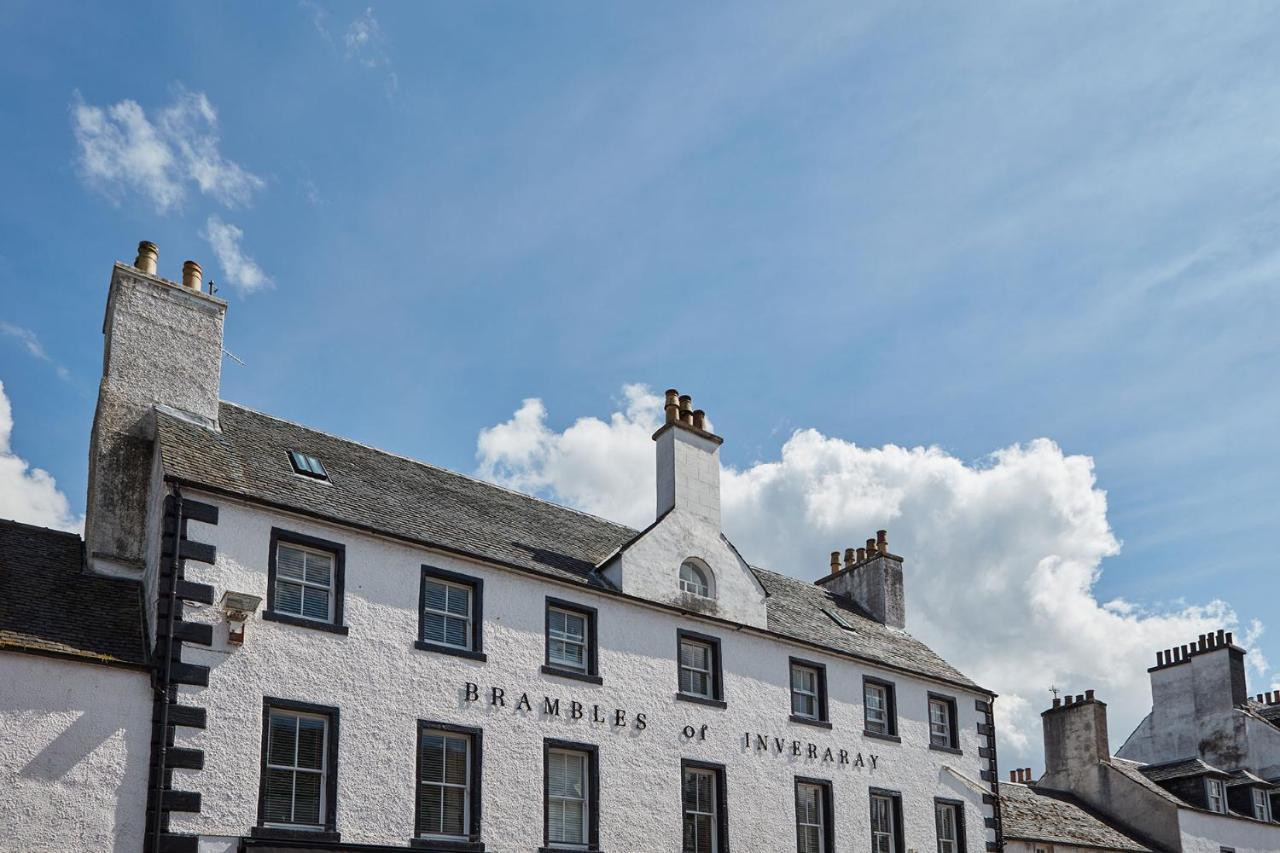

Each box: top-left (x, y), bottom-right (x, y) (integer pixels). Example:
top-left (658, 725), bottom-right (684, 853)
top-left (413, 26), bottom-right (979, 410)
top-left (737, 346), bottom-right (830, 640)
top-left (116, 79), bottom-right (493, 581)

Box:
top-left (682, 767), bottom-right (718, 853)
top-left (935, 802), bottom-right (960, 853)
top-left (795, 782), bottom-right (825, 853)
top-left (274, 542), bottom-right (335, 623)
top-left (871, 793), bottom-right (897, 853)
top-left (421, 577), bottom-right (473, 650)
top-left (791, 665), bottom-right (820, 719)
top-left (1253, 788), bottom-right (1272, 821)
top-left (547, 748), bottom-right (589, 847)
top-left (680, 638), bottom-right (714, 698)
top-left (264, 709), bottom-right (328, 829)
top-left (1206, 778), bottom-right (1226, 813)
top-left (929, 698), bottom-right (953, 747)
top-left (865, 682), bottom-right (890, 734)
top-left (547, 607), bottom-right (589, 672)
top-left (680, 560), bottom-right (713, 598)
top-left (417, 729), bottom-right (470, 840)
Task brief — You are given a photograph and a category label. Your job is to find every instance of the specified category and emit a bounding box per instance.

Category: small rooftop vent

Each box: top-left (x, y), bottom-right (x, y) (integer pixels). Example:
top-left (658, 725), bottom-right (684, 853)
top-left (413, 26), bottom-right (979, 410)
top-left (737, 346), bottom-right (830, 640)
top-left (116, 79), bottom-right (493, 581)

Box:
top-left (288, 450), bottom-right (329, 480)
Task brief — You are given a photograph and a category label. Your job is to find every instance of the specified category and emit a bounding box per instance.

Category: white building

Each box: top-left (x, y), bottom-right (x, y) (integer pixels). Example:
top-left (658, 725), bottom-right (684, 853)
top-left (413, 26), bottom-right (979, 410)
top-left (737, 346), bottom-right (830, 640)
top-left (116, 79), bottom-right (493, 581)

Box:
top-left (0, 242), bottom-right (1003, 853)
top-left (1008, 635), bottom-right (1280, 853)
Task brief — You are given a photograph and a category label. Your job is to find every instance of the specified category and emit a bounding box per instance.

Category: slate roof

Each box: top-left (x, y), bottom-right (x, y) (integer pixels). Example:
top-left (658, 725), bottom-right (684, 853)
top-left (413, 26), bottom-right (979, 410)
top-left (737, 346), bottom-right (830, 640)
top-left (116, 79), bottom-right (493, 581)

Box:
top-left (0, 518), bottom-right (147, 667)
top-left (156, 402), bottom-right (984, 692)
top-left (1226, 768), bottom-right (1274, 788)
top-left (1000, 782), bottom-right (1154, 851)
top-left (1108, 758), bottom-right (1189, 805)
top-left (1138, 756), bottom-right (1230, 783)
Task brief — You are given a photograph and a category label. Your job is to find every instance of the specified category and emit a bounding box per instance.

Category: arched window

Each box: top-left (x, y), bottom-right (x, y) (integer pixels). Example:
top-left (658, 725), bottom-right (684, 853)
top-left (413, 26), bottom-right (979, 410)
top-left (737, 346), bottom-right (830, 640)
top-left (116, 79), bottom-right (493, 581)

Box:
top-left (679, 560), bottom-right (713, 598)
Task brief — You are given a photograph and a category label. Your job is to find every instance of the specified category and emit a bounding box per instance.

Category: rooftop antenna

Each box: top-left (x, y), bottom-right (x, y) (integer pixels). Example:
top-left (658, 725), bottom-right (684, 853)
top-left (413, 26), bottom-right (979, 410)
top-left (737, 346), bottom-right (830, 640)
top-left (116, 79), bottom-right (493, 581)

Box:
top-left (1049, 685), bottom-right (1060, 702)
top-left (208, 279), bottom-right (218, 296)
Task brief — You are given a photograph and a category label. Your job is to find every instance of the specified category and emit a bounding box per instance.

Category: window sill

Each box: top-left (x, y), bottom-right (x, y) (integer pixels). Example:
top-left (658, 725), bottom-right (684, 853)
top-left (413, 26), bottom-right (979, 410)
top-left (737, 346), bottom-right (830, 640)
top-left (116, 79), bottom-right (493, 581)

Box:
top-left (863, 730), bottom-right (902, 743)
top-left (415, 641), bottom-right (487, 662)
top-left (675, 693), bottom-right (727, 709)
top-left (541, 665), bottom-right (603, 685)
top-left (262, 611), bottom-right (349, 635)
top-left (929, 743), bottom-right (963, 755)
top-left (539, 847), bottom-right (602, 853)
top-left (250, 826), bottom-right (341, 842)
top-left (789, 714), bottom-right (832, 729)
top-left (410, 838), bottom-right (485, 852)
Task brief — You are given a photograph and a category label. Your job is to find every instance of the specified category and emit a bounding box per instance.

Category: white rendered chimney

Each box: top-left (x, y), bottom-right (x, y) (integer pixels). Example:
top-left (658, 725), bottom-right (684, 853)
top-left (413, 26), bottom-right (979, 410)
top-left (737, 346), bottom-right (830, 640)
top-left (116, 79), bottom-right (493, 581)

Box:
top-left (653, 389), bottom-right (722, 526)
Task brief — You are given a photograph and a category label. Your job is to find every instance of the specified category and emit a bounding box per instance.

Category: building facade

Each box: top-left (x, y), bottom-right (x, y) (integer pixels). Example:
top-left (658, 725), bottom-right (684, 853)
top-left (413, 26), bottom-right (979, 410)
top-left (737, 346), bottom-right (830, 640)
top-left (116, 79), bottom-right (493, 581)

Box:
top-left (0, 243), bottom-right (1004, 853)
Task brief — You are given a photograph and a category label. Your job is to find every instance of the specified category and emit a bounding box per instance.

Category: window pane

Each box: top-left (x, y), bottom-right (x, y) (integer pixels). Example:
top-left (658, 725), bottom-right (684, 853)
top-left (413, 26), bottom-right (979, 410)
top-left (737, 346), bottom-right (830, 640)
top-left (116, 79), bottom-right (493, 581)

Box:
top-left (293, 770), bottom-right (322, 824)
top-left (264, 768), bottom-right (294, 822)
top-left (275, 580), bottom-right (303, 615)
top-left (444, 737), bottom-right (468, 785)
top-left (277, 546), bottom-right (306, 580)
top-left (296, 717), bottom-right (325, 770)
top-left (443, 616), bottom-right (468, 648)
top-left (301, 585), bottom-right (330, 620)
top-left (793, 692), bottom-right (816, 717)
top-left (421, 733), bottom-right (444, 783)
top-left (424, 580), bottom-right (448, 613)
top-left (445, 586), bottom-right (470, 617)
top-left (423, 612), bottom-right (446, 644)
top-left (559, 800), bottom-right (584, 843)
top-left (799, 825), bottom-right (820, 853)
top-left (268, 714), bottom-right (297, 766)
top-left (418, 784), bottom-right (442, 834)
top-left (441, 786), bottom-right (466, 836)
top-left (303, 552), bottom-right (332, 585)
top-left (681, 641), bottom-right (709, 670)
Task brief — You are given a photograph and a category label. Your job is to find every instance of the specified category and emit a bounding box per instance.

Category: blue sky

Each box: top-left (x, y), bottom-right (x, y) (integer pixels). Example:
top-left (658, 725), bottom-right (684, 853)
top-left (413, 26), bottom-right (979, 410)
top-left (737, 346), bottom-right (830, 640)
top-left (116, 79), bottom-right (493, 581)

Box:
top-left (1, 2), bottom-right (1278, 766)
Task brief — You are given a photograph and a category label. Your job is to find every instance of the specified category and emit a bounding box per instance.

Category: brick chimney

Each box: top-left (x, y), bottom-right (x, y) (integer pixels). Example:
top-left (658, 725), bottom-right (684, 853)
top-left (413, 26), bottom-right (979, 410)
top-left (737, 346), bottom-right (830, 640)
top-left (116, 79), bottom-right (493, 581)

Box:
top-left (652, 389), bottom-right (722, 527)
top-left (815, 530), bottom-right (905, 628)
top-left (84, 242), bottom-right (226, 575)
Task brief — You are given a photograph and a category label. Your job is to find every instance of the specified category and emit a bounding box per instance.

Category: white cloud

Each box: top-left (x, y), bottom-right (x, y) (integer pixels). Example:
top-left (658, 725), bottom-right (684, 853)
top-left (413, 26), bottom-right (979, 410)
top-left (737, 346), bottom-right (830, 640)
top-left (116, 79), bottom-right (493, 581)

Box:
top-left (0, 380), bottom-right (82, 532)
top-left (0, 322), bottom-right (70, 380)
top-left (203, 215), bottom-right (272, 295)
top-left (71, 88), bottom-right (263, 213)
top-left (476, 385), bottom-right (1251, 767)
top-left (304, 3), bottom-right (397, 96)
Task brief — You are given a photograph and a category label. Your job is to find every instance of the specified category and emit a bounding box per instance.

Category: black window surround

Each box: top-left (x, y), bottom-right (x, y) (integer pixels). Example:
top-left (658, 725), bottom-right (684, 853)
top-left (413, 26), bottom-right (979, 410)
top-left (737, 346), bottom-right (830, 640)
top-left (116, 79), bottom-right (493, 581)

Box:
top-left (676, 629), bottom-right (726, 709)
top-left (928, 692), bottom-right (961, 754)
top-left (542, 597), bottom-right (602, 685)
top-left (862, 675), bottom-right (900, 742)
top-left (264, 528), bottom-right (349, 635)
top-left (416, 565), bottom-right (487, 662)
top-left (869, 788), bottom-right (905, 853)
top-left (788, 657), bottom-right (830, 729)
top-left (540, 737), bottom-right (600, 853)
top-left (252, 697), bottom-right (341, 843)
top-left (681, 758), bottom-right (730, 853)
top-left (933, 796), bottom-right (966, 853)
top-left (793, 776), bottom-right (835, 853)
top-left (412, 719), bottom-right (484, 852)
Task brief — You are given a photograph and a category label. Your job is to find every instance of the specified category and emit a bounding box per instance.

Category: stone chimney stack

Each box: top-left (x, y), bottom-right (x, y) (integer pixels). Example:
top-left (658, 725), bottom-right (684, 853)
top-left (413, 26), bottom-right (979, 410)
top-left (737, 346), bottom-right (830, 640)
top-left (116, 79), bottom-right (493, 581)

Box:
top-left (815, 529), bottom-right (906, 628)
top-left (653, 388), bottom-right (723, 526)
top-left (84, 242), bottom-right (227, 575)
top-left (1140, 629), bottom-right (1249, 765)
top-left (1041, 689), bottom-right (1110, 788)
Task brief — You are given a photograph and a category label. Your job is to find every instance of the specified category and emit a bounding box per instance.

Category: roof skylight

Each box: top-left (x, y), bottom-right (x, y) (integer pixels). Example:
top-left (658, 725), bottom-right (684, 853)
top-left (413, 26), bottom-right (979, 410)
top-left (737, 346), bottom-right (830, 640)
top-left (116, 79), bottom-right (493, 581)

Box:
top-left (288, 450), bottom-right (329, 480)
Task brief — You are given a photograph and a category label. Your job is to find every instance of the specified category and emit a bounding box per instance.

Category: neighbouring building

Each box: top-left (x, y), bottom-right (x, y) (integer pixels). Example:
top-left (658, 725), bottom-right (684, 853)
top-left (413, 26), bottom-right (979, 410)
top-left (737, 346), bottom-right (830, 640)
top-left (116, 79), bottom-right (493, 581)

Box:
top-left (0, 242), bottom-right (1005, 852)
top-left (999, 769), bottom-right (1153, 853)
top-left (1011, 634), bottom-right (1280, 853)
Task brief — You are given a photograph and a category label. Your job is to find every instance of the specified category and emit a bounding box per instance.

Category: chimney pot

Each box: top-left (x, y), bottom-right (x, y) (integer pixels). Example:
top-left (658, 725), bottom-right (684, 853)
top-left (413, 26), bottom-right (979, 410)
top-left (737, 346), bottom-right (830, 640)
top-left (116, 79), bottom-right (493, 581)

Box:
top-left (1075, 694), bottom-right (1084, 704)
top-left (843, 548), bottom-right (855, 570)
top-left (1217, 628), bottom-right (1226, 645)
top-left (1009, 770), bottom-right (1017, 782)
top-left (1085, 689), bottom-right (1095, 701)
top-left (856, 547), bottom-right (866, 562)
top-left (678, 395), bottom-right (693, 425)
top-left (182, 260), bottom-right (203, 291)
top-left (1198, 634), bottom-right (1207, 651)
top-left (830, 551), bottom-right (840, 575)
top-left (692, 409), bottom-right (706, 431)
top-left (866, 538), bottom-right (877, 555)
top-left (664, 389), bottom-right (679, 425)
top-left (876, 530), bottom-right (888, 552)
top-left (134, 241), bottom-right (159, 275)
top-left (1226, 631), bottom-right (1233, 646)
top-left (1052, 697), bottom-right (1061, 708)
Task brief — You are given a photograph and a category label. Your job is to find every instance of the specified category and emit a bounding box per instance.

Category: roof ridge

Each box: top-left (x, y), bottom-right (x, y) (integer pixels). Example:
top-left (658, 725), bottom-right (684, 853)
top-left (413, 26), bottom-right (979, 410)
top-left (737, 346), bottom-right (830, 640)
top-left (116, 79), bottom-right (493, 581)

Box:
top-left (217, 400), bottom-right (638, 534)
top-left (0, 517), bottom-right (82, 541)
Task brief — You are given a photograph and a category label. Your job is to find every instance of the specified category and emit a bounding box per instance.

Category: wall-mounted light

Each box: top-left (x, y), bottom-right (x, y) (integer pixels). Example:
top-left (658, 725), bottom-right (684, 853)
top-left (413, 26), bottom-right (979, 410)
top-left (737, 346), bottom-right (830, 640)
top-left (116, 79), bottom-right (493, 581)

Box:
top-left (219, 590), bottom-right (262, 646)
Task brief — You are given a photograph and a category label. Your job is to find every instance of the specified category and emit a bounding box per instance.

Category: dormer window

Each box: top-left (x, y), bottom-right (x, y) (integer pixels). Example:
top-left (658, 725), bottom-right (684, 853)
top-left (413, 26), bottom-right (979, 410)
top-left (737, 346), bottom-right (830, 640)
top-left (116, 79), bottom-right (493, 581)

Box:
top-left (289, 450), bottom-right (329, 480)
top-left (1206, 778), bottom-right (1226, 813)
top-left (679, 560), bottom-right (713, 598)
